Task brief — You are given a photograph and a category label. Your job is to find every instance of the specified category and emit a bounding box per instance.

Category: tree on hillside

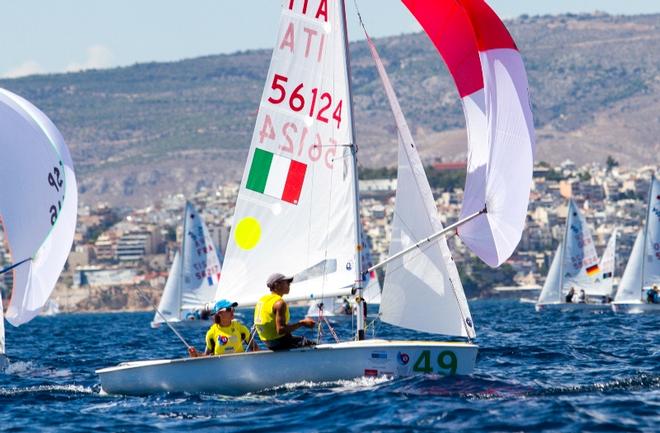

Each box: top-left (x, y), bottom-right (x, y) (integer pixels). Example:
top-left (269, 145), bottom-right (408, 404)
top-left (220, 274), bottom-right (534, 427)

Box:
top-left (606, 155), bottom-right (619, 172)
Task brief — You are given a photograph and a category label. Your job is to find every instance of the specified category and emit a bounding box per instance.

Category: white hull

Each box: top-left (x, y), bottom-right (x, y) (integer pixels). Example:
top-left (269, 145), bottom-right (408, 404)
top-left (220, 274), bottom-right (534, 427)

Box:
top-left (612, 303), bottom-right (660, 313)
top-left (97, 340), bottom-right (478, 396)
top-left (535, 302), bottom-right (611, 312)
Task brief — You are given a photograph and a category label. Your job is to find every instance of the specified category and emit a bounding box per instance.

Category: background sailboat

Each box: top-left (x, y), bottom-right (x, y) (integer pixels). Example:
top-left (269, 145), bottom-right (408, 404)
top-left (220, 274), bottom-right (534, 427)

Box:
top-left (0, 88), bottom-right (77, 366)
top-left (97, 0), bottom-right (534, 395)
top-left (613, 175), bottom-right (660, 313)
top-left (536, 199), bottom-right (610, 311)
top-left (151, 201), bottom-right (223, 327)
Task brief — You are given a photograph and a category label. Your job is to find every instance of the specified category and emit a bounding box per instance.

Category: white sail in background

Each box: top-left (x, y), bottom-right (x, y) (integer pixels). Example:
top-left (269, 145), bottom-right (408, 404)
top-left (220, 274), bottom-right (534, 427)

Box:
top-left (153, 251), bottom-right (182, 324)
top-left (593, 229), bottom-right (617, 297)
top-left (365, 34), bottom-right (474, 338)
top-left (615, 230), bottom-right (644, 303)
top-left (561, 199), bottom-right (600, 295)
top-left (216, 1), bottom-right (359, 306)
top-left (0, 89), bottom-right (77, 326)
top-left (642, 176), bottom-right (660, 289)
top-left (537, 244), bottom-right (562, 305)
top-left (180, 202), bottom-right (221, 310)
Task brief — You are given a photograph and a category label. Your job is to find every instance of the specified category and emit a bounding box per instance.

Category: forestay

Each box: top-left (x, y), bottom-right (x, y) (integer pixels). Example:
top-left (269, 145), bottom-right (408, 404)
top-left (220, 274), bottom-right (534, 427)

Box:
top-left (537, 244), bottom-right (562, 304)
top-left (561, 199), bottom-right (600, 295)
top-left (216, 0), bottom-right (359, 306)
top-left (403, 0), bottom-right (535, 267)
top-left (365, 33), bottom-right (474, 338)
top-left (0, 89), bottom-right (77, 326)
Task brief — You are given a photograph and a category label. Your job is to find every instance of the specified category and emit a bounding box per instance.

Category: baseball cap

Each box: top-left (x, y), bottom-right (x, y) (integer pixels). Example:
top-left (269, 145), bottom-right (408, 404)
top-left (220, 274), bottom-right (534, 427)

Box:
top-left (212, 299), bottom-right (238, 314)
top-left (266, 273), bottom-right (294, 289)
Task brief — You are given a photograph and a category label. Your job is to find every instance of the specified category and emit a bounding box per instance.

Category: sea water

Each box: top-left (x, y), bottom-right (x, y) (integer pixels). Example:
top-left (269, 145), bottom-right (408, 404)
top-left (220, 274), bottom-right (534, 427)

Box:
top-left (0, 301), bottom-right (658, 432)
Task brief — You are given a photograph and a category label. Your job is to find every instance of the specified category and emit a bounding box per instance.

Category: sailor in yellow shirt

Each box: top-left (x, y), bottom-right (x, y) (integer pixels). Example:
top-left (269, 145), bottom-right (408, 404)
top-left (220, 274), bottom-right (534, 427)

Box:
top-left (188, 299), bottom-right (259, 357)
top-left (254, 273), bottom-right (316, 351)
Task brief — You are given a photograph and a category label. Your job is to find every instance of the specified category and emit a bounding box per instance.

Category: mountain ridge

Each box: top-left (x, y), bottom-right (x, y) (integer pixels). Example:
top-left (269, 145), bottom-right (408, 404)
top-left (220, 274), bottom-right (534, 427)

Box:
top-left (1, 12), bottom-right (658, 206)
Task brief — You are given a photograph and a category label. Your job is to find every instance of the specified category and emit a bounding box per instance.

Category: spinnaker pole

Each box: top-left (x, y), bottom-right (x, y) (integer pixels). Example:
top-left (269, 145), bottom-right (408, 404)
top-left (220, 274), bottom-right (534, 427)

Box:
top-left (368, 207), bottom-right (486, 274)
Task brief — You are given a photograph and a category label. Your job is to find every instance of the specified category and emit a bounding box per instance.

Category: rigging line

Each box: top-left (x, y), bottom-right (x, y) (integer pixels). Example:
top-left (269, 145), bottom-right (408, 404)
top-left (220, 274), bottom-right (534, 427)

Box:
top-left (0, 258), bottom-right (32, 275)
top-left (134, 285), bottom-right (193, 351)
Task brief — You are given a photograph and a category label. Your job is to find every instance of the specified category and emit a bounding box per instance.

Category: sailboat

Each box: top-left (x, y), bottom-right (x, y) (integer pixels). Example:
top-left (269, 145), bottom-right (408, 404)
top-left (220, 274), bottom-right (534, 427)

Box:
top-left (97, 0), bottom-right (534, 395)
top-left (151, 201), bottom-right (223, 327)
top-left (612, 175), bottom-right (660, 313)
top-left (0, 88), bottom-right (78, 367)
top-left (536, 199), bottom-right (612, 311)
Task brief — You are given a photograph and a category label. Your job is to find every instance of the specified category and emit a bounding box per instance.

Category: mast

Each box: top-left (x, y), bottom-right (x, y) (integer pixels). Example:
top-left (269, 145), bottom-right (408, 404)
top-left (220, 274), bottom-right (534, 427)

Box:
top-left (639, 175), bottom-right (654, 301)
top-left (339, 0), bottom-right (365, 340)
top-left (558, 199), bottom-right (571, 303)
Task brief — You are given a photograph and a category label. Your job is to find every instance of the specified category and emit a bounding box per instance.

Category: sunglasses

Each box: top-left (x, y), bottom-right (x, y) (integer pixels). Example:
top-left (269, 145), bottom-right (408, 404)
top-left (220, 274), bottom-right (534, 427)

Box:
top-left (218, 307), bottom-right (235, 313)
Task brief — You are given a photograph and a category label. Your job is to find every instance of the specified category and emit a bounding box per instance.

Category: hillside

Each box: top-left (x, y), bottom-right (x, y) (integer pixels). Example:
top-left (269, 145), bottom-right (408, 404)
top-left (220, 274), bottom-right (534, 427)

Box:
top-left (1, 12), bottom-right (658, 206)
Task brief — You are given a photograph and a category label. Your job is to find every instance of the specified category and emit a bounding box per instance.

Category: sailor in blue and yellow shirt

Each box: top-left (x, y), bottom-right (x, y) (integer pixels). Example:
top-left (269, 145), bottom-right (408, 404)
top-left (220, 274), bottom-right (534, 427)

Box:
top-left (188, 299), bottom-right (259, 357)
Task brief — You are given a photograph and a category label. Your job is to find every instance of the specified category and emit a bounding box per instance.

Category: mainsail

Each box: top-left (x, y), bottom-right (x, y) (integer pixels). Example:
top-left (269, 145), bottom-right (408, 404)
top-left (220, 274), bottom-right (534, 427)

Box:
top-left (615, 175), bottom-right (660, 303)
top-left (0, 88), bottom-right (77, 327)
top-left (642, 176), bottom-right (660, 289)
top-left (179, 202), bottom-right (221, 310)
top-left (216, 0), bottom-right (360, 306)
top-left (364, 31), bottom-right (474, 338)
top-left (402, 0), bottom-right (535, 267)
top-left (561, 199), bottom-right (600, 295)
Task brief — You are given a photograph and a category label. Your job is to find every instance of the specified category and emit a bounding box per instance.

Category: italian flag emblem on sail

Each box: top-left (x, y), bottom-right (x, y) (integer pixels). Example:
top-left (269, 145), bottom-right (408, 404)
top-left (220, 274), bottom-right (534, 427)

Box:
top-left (246, 148), bottom-right (307, 205)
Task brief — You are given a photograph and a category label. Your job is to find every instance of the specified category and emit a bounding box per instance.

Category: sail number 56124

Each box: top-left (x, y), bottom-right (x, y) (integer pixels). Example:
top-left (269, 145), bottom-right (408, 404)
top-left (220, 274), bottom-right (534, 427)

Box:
top-left (412, 350), bottom-right (457, 375)
top-left (267, 73), bottom-right (343, 129)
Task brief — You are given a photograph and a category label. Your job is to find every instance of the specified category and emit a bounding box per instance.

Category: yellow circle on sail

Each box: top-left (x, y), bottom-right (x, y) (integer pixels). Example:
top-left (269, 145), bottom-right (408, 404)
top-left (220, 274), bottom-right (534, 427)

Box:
top-left (234, 217), bottom-right (261, 250)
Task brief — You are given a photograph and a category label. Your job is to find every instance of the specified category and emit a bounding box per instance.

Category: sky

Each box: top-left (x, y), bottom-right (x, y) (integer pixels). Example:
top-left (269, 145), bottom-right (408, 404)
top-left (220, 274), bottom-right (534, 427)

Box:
top-left (1, 0), bottom-right (658, 79)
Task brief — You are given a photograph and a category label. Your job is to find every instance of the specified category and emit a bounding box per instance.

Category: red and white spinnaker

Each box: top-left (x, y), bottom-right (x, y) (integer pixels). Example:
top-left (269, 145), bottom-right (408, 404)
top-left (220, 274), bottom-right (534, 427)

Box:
top-left (403, 0), bottom-right (535, 266)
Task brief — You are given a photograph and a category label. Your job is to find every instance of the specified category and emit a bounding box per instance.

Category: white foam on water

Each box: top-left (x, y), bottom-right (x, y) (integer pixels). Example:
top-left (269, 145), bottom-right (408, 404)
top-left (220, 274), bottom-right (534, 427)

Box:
top-left (3, 360), bottom-right (72, 379)
top-left (5, 360), bottom-right (35, 374)
top-left (0, 384), bottom-right (95, 396)
top-left (267, 375), bottom-right (392, 394)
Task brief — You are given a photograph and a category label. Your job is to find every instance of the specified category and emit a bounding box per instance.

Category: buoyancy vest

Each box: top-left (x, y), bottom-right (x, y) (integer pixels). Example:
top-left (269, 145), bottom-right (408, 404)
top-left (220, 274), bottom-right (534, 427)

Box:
top-left (254, 293), bottom-right (289, 341)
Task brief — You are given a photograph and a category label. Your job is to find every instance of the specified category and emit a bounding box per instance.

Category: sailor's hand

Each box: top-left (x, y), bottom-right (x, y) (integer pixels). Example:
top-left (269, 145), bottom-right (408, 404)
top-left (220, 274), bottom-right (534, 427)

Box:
top-left (299, 317), bottom-right (315, 328)
top-left (188, 347), bottom-right (199, 358)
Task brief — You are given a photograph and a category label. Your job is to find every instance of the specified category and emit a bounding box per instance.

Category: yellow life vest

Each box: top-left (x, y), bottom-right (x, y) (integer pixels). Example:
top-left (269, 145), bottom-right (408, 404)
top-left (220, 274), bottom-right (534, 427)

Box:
top-left (205, 320), bottom-right (250, 356)
top-left (254, 293), bottom-right (289, 341)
